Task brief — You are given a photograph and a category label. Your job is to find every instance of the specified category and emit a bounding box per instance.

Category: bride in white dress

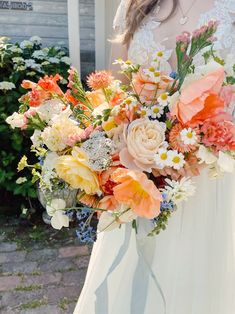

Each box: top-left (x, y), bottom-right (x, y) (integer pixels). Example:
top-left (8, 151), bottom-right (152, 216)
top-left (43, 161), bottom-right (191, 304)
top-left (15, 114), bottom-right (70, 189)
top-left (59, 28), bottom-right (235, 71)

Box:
top-left (74, 1), bottom-right (235, 313)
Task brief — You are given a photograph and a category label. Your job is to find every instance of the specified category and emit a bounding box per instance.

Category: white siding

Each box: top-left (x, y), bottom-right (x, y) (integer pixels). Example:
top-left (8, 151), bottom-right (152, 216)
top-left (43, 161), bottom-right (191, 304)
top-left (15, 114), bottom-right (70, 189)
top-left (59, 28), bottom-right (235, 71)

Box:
top-left (0, 0), bottom-right (69, 47)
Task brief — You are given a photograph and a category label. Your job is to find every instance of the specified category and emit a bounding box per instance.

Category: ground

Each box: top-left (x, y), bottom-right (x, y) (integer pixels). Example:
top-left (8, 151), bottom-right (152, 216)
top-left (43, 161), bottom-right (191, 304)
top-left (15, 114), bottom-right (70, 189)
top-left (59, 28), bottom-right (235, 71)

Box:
top-left (0, 217), bottom-right (91, 314)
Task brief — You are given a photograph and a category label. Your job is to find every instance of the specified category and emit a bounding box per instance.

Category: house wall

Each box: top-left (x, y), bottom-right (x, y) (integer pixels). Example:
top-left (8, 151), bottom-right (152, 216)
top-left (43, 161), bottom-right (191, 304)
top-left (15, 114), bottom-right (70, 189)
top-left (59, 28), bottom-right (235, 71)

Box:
top-left (0, 0), bottom-right (95, 79)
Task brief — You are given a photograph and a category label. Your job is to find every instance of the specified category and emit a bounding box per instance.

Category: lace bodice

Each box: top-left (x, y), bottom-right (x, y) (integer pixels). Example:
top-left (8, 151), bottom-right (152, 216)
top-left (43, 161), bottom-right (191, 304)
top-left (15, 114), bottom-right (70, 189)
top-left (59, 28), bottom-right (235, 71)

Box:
top-left (113, 0), bottom-right (235, 66)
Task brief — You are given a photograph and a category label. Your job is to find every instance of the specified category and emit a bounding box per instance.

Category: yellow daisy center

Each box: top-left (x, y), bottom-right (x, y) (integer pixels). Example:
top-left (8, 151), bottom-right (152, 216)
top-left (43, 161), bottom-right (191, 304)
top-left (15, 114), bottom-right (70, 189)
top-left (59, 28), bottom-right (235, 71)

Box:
top-left (161, 93), bottom-right (168, 101)
top-left (153, 107), bottom-right (160, 114)
top-left (125, 99), bottom-right (132, 105)
top-left (154, 71), bottom-right (161, 77)
top-left (187, 132), bottom-right (193, 139)
top-left (125, 60), bottom-right (132, 65)
top-left (157, 51), bottom-right (164, 57)
top-left (160, 153), bottom-right (168, 160)
top-left (149, 67), bottom-right (155, 72)
top-left (172, 156), bottom-right (181, 164)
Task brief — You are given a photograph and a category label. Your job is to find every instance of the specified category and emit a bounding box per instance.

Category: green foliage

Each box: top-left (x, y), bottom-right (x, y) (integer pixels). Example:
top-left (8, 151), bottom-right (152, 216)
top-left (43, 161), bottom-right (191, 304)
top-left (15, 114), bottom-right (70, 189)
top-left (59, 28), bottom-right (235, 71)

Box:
top-left (0, 37), bottom-right (70, 212)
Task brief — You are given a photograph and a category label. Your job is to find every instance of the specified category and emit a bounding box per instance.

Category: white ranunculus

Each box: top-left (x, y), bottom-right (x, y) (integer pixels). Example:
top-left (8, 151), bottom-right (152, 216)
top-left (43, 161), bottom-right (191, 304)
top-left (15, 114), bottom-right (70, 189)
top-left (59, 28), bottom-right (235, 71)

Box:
top-left (217, 151), bottom-right (235, 173)
top-left (196, 145), bottom-right (217, 165)
top-left (6, 112), bottom-right (25, 129)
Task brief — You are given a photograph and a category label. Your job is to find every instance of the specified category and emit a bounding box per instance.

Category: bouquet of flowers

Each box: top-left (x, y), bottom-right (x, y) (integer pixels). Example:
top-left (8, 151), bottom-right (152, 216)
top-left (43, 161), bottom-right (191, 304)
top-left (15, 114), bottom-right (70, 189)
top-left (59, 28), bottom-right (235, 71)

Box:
top-left (6, 21), bottom-right (235, 242)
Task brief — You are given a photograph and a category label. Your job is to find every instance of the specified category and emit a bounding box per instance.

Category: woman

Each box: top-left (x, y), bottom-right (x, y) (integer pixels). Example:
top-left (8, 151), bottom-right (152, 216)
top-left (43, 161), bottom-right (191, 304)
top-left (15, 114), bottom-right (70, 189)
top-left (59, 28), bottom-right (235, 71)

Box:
top-left (74, 1), bottom-right (235, 313)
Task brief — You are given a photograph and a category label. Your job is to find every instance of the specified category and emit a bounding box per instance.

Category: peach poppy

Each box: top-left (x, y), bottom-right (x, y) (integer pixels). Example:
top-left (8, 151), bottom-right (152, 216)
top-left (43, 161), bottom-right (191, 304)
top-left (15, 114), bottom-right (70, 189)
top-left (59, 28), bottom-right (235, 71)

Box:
top-left (98, 195), bottom-right (119, 212)
top-left (132, 70), bottom-right (173, 104)
top-left (98, 166), bottom-right (119, 194)
top-left (171, 67), bottom-right (225, 126)
top-left (112, 168), bottom-right (162, 219)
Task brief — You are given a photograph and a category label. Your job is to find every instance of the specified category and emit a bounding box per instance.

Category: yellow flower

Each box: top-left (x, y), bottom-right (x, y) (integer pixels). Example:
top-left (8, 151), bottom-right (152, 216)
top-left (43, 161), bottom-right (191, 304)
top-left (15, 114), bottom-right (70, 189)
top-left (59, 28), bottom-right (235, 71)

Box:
top-left (55, 147), bottom-right (100, 195)
top-left (102, 117), bottom-right (117, 131)
top-left (17, 156), bottom-right (28, 172)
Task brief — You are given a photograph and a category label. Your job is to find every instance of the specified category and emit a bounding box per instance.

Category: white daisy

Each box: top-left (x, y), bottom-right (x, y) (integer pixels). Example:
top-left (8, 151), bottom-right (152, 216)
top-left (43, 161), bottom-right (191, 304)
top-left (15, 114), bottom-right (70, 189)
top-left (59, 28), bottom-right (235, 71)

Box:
top-left (180, 128), bottom-right (198, 145)
top-left (138, 106), bottom-right (151, 118)
top-left (157, 93), bottom-right (170, 107)
top-left (150, 105), bottom-right (164, 119)
top-left (123, 96), bottom-right (138, 110)
top-left (168, 150), bottom-right (185, 170)
top-left (155, 148), bottom-right (171, 169)
top-left (164, 177), bottom-right (196, 205)
top-left (143, 67), bottom-right (161, 83)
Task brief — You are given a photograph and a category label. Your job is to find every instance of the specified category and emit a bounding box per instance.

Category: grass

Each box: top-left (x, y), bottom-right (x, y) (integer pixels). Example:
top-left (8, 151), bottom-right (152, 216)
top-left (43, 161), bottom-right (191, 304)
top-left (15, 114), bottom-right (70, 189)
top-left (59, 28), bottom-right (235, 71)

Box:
top-left (59, 297), bottom-right (77, 310)
top-left (15, 284), bottom-right (43, 292)
top-left (19, 298), bottom-right (48, 310)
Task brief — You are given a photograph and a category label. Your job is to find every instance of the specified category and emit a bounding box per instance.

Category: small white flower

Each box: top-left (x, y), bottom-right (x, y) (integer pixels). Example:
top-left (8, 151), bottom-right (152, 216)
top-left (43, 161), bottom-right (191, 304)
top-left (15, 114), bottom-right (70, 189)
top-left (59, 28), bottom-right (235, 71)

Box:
top-left (48, 57), bottom-right (60, 64)
top-left (143, 67), bottom-right (161, 83)
top-left (16, 177), bottom-right (27, 184)
top-left (0, 81), bottom-right (15, 91)
top-left (32, 50), bottom-right (46, 60)
top-left (180, 128), bottom-right (198, 145)
top-left (217, 151), bottom-right (235, 173)
top-left (152, 50), bottom-right (172, 63)
top-left (113, 58), bottom-right (134, 71)
top-left (155, 148), bottom-right (171, 169)
top-left (150, 105), bottom-right (164, 119)
top-left (157, 93), bottom-right (170, 107)
top-left (12, 57), bottom-right (24, 64)
top-left (164, 177), bottom-right (196, 205)
top-left (168, 150), bottom-right (185, 170)
top-left (60, 56), bottom-right (71, 65)
top-left (20, 40), bottom-right (33, 49)
top-left (123, 96), bottom-right (138, 110)
top-left (46, 199), bottom-right (69, 230)
top-left (8, 46), bottom-right (23, 53)
top-left (138, 106), bottom-right (151, 118)
top-left (29, 36), bottom-right (42, 44)
top-left (197, 145), bottom-right (217, 165)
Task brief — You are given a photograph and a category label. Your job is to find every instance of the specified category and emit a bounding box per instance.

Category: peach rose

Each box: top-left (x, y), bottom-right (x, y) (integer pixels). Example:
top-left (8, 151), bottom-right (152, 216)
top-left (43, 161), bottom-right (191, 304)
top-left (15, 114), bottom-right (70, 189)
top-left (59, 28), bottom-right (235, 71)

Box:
top-left (120, 118), bottom-right (166, 172)
top-left (171, 67), bottom-right (225, 126)
top-left (132, 70), bottom-right (173, 104)
top-left (112, 168), bottom-right (162, 219)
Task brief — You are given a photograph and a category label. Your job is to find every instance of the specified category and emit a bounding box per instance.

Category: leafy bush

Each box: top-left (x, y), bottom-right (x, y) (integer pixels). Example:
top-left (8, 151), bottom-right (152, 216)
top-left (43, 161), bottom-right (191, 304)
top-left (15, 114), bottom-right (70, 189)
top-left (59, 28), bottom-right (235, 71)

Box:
top-left (0, 36), bottom-right (71, 213)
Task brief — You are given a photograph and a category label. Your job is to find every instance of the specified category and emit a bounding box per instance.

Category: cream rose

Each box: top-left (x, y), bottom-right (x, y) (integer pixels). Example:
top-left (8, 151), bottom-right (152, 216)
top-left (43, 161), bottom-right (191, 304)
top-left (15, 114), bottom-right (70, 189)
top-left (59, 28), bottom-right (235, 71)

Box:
top-left (120, 118), bottom-right (166, 172)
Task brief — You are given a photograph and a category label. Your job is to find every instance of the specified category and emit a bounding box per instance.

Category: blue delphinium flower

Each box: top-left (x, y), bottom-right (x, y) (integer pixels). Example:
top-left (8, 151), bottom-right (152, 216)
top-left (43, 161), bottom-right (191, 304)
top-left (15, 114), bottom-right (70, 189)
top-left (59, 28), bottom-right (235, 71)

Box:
top-left (76, 208), bottom-right (97, 243)
top-left (76, 224), bottom-right (96, 244)
top-left (170, 71), bottom-right (177, 79)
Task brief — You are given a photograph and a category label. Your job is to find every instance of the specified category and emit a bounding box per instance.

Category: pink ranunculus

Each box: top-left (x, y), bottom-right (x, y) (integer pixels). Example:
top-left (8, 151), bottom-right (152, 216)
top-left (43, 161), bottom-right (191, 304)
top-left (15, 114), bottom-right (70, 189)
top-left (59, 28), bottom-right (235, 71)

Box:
top-left (201, 114), bottom-right (235, 151)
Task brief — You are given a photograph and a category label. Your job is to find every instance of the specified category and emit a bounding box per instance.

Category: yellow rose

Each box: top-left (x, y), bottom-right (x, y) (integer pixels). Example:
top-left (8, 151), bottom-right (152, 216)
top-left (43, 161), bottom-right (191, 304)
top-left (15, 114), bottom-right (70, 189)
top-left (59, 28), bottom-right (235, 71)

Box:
top-left (55, 147), bottom-right (100, 195)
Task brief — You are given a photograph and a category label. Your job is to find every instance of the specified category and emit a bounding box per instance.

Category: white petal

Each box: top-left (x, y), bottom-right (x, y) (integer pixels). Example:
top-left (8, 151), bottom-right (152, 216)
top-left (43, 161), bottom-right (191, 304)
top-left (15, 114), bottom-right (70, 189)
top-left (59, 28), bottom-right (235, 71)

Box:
top-left (51, 211), bottom-right (69, 230)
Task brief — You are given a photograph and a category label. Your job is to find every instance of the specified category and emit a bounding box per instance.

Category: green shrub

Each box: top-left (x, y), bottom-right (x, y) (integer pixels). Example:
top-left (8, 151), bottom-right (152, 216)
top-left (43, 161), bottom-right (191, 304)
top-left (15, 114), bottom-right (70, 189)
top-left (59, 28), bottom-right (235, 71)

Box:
top-left (0, 36), bottom-right (71, 213)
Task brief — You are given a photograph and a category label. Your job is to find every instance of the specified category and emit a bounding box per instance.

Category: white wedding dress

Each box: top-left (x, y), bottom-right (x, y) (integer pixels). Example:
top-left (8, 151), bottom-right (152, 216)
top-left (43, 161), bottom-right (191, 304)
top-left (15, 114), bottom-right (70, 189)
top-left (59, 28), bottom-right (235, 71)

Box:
top-left (74, 1), bottom-right (235, 313)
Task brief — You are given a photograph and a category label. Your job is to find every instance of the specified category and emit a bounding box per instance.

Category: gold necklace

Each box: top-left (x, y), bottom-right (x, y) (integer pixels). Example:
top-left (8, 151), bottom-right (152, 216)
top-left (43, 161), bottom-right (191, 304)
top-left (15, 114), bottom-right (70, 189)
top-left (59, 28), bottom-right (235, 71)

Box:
top-left (178, 1), bottom-right (197, 25)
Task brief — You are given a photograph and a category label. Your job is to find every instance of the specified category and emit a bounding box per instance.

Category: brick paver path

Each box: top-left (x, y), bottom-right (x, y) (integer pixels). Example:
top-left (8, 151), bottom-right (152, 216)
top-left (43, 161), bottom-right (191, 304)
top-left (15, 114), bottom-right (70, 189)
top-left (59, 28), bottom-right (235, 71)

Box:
top-left (0, 240), bottom-right (90, 313)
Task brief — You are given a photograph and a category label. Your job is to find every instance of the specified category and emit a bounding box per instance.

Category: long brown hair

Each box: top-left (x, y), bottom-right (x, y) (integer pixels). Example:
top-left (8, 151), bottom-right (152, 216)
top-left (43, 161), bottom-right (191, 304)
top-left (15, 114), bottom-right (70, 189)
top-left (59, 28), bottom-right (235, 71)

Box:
top-left (123, 0), bottom-right (178, 45)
